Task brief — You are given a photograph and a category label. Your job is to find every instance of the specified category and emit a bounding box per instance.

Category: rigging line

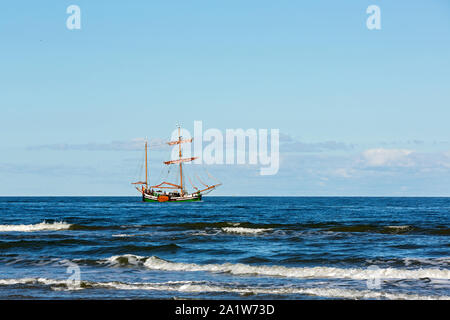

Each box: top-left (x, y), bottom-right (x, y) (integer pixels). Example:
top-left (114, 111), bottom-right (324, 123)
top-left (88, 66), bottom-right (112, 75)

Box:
top-left (195, 174), bottom-right (209, 188)
top-left (131, 156), bottom-right (140, 178)
top-left (138, 162), bottom-right (144, 181)
top-left (203, 164), bottom-right (222, 184)
top-left (186, 173), bottom-right (198, 191)
top-left (168, 164), bottom-right (179, 187)
top-left (156, 166), bottom-right (165, 185)
top-left (201, 187), bottom-right (217, 195)
top-left (166, 164), bottom-right (176, 185)
top-left (133, 152), bottom-right (145, 183)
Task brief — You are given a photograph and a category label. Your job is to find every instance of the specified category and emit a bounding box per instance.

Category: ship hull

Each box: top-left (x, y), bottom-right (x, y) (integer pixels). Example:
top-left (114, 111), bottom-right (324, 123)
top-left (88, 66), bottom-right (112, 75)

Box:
top-left (142, 193), bottom-right (202, 202)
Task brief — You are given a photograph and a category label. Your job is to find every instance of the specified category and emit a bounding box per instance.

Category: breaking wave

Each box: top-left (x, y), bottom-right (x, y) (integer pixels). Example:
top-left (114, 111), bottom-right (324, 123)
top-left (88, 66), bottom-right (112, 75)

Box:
top-left (0, 222), bottom-right (71, 232)
top-left (221, 227), bottom-right (272, 234)
top-left (105, 255), bottom-right (450, 281)
top-left (0, 277), bottom-right (447, 300)
top-left (168, 221), bottom-right (450, 235)
top-left (1, 220), bottom-right (445, 236)
top-left (104, 254), bottom-right (147, 266)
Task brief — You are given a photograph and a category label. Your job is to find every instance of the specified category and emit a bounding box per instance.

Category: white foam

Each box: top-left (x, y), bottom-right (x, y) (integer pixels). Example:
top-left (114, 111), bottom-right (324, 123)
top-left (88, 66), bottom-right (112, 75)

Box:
top-left (105, 254), bottom-right (146, 266)
top-left (0, 277), bottom-right (75, 286)
top-left (0, 222), bottom-right (71, 232)
top-left (0, 278), bottom-right (37, 285)
top-left (386, 225), bottom-right (411, 229)
top-left (221, 227), bottom-right (271, 234)
top-left (142, 256), bottom-right (450, 280)
top-left (402, 257), bottom-right (450, 267)
top-left (0, 277), bottom-right (448, 299)
top-left (190, 231), bottom-right (221, 236)
top-left (227, 223), bottom-right (242, 227)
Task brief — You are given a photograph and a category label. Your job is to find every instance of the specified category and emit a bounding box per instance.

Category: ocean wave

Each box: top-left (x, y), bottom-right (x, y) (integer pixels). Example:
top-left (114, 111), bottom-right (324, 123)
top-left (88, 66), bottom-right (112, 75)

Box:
top-left (4, 220), bottom-right (445, 236)
top-left (0, 238), bottom-right (95, 250)
top-left (148, 221), bottom-right (450, 236)
top-left (104, 255), bottom-right (450, 281)
top-left (0, 277), bottom-right (447, 300)
top-left (337, 257), bottom-right (450, 269)
top-left (386, 225), bottom-right (411, 230)
top-left (170, 221), bottom-right (283, 230)
top-left (401, 257), bottom-right (450, 268)
top-left (0, 222), bottom-right (71, 232)
top-left (221, 227), bottom-right (272, 234)
top-left (68, 224), bottom-right (121, 231)
top-left (325, 225), bottom-right (416, 234)
top-left (5, 255), bottom-right (447, 270)
top-left (104, 254), bottom-right (147, 266)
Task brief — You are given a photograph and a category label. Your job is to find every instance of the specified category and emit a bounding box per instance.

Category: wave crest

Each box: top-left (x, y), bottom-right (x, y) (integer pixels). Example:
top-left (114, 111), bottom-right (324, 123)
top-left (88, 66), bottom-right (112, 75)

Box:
top-left (221, 227), bottom-right (272, 234)
top-left (0, 222), bottom-right (71, 232)
top-left (0, 277), bottom-right (448, 300)
top-left (138, 256), bottom-right (450, 280)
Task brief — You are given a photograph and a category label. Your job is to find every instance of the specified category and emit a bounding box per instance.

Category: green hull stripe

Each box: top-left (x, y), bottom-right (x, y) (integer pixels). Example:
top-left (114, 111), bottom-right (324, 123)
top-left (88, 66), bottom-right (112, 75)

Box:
top-left (143, 197), bottom-right (201, 202)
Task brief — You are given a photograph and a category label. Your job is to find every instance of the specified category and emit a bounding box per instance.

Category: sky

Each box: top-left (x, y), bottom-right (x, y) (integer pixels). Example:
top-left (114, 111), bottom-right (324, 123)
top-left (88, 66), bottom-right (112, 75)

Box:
top-left (0, 0), bottom-right (449, 196)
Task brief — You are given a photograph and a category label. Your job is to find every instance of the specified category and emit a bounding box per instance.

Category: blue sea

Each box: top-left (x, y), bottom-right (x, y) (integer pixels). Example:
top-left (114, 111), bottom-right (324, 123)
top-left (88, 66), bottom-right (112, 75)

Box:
top-left (0, 197), bottom-right (448, 299)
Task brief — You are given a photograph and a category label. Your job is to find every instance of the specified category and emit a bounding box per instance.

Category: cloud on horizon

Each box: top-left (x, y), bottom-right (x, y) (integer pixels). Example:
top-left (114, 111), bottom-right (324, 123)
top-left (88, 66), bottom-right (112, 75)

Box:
top-left (12, 136), bottom-right (450, 196)
top-left (27, 138), bottom-right (170, 152)
top-left (279, 133), bottom-right (354, 153)
top-left (361, 148), bottom-right (414, 167)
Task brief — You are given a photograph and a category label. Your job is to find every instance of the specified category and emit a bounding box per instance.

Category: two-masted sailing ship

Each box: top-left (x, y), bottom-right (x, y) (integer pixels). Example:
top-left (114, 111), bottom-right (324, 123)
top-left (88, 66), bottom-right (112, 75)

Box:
top-left (132, 125), bottom-right (221, 202)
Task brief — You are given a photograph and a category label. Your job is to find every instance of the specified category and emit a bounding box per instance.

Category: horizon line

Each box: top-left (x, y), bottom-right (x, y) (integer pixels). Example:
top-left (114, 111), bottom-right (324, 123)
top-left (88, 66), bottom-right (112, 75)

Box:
top-left (1, 195), bottom-right (449, 198)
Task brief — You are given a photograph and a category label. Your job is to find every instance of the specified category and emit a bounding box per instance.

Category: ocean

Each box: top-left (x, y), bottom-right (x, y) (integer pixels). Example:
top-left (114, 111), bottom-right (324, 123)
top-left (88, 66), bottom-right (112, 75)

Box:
top-left (0, 196), bottom-right (448, 300)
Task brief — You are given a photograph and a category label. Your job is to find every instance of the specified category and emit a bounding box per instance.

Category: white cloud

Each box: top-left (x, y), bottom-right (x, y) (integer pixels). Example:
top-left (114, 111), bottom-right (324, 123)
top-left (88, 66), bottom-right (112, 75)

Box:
top-left (361, 148), bottom-right (414, 167)
top-left (333, 168), bottom-right (354, 178)
top-left (27, 138), bottom-right (169, 152)
top-left (281, 140), bottom-right (353, 153)
top-left (279, 133), bottom-right (353, 153)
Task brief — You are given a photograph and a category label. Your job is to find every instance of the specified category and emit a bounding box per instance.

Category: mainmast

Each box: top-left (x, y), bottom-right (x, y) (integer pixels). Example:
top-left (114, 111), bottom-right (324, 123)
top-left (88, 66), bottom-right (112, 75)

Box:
top-left (160, 125), bottom-right (198, 195)
top-left (145, 139), bottom-right (148, 188)
top-left (177, 126), bottom-right (184, 196)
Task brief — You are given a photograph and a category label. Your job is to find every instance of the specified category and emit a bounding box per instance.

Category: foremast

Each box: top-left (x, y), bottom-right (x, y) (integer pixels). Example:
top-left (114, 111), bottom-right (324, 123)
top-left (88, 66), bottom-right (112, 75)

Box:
top-left (131, 139), bottom-right (149, 195)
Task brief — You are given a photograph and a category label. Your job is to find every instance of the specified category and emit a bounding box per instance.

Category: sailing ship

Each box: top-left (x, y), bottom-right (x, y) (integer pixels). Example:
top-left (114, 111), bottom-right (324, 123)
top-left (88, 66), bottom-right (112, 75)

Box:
top-left (132, 125), bottom-right (221, 202)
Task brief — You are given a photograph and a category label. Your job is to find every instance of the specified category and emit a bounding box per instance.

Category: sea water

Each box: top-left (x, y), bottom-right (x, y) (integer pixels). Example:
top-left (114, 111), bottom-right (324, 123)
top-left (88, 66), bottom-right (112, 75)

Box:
top-left (0, 197), bottom-right (448, 299)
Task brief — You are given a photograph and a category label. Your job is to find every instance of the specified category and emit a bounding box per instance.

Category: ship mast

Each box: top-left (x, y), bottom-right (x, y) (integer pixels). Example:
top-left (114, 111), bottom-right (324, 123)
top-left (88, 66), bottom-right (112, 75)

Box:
top-left (145, 139), bottom-right (148, 188)
top-left (157, 125), bottom-right (198, 195)
top-left (131, 139), bottom-right (150, 194)
top-left (177, 126), bottom-right (184, 196)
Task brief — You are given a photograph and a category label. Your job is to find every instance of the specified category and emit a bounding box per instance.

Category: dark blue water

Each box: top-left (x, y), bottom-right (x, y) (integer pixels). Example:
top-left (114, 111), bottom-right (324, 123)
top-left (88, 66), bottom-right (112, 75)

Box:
top-left (0, 197), bottom-right (448, 299)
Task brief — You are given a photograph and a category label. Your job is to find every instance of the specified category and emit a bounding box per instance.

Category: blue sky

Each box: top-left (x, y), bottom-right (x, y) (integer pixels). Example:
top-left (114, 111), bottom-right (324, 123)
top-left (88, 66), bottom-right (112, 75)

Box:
top-left (1, 1), bottom-right (449, 196)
